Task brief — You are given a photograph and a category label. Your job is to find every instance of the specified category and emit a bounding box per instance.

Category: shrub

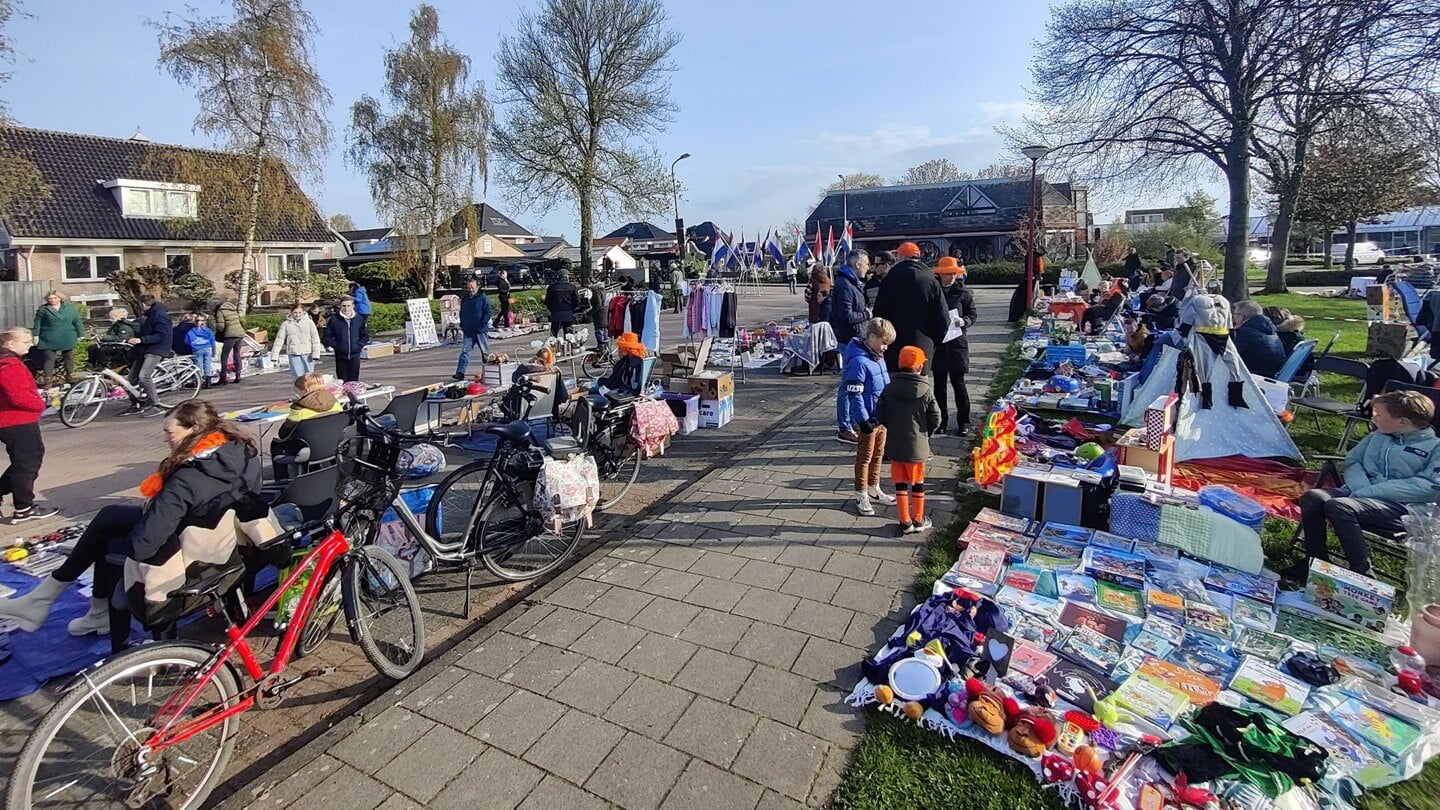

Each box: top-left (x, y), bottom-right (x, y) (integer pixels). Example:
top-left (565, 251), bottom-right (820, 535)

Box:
top-left (107, 265), bottom-right (172, 311)
top-left (223, 268), bottom-right (264, 307)
top-left (1276, 270), bottom-right (1356, 287)
top-left (170, 272), bottom-right (216, 307)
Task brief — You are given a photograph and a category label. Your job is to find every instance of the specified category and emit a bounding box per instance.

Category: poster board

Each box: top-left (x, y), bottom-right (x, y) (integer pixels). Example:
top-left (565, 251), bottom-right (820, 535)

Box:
top-left (406, 298), bottom-right (439, 346)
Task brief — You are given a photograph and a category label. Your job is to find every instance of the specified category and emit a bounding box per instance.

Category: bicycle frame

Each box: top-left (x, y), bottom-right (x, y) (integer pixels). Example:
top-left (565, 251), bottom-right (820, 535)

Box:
top-left (136, 527), bottom-right (351, 752)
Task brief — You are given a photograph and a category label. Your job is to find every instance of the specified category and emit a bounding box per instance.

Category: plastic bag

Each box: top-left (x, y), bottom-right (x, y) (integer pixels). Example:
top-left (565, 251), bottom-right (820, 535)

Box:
top-left (1401, 505), bottom-right (1440, 620)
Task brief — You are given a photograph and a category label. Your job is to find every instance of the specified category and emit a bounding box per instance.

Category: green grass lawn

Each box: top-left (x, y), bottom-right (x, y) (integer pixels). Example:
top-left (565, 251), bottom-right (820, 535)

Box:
top-left (834, 304), bottom-right (1440, 810)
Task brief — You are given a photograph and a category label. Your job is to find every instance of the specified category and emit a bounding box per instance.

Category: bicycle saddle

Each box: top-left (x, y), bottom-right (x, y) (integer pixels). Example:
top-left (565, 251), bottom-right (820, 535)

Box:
top-left (486, 420), bottom-right (533, 444)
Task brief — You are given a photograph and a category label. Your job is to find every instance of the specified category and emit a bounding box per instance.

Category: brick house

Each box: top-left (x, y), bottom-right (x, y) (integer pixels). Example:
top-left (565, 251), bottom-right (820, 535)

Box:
top-left (0, 126), bottom-right (334, 308)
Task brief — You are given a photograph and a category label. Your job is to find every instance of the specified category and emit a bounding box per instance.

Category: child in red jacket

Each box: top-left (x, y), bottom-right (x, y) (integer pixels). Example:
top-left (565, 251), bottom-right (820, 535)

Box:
top-left (0, 327), bottom-right (57, 523)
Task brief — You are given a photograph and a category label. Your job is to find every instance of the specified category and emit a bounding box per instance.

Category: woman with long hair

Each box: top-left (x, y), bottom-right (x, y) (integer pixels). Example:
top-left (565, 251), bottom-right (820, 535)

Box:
top-left (0, 400), bottom-right (261, 650)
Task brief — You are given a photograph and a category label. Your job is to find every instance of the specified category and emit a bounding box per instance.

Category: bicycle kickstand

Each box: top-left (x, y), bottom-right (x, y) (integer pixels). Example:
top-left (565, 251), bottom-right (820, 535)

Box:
top-left (462, 562), bottom-right (474, 621)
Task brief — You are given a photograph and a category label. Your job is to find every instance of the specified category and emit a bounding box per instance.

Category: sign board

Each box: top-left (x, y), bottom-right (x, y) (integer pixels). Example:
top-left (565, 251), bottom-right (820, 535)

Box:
top-left (406, 298), bottom-right (439, 346)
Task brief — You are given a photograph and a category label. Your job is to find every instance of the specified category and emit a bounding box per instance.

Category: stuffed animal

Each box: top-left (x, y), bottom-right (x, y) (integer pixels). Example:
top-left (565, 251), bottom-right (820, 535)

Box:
top-left (1007, 712), bottom-right (1059, 757)
top-left (1040, 751), bottom-right (1076, 784)
top-left (965, 678), bottom-right (1010, 734)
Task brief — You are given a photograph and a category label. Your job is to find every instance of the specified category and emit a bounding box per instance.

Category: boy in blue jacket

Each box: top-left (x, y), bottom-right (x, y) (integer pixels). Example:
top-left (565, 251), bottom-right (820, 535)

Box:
top-left (842, 317), bottom-right (895, 516)
top-left (1288, 390), bottom-right (1440, 580)
top-left (185, 314), bottom-right (217, 386)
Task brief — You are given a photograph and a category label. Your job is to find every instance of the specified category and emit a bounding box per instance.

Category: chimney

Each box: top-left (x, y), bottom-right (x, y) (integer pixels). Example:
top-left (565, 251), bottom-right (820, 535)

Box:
top-left (130, 129), bottom-right (151, 142)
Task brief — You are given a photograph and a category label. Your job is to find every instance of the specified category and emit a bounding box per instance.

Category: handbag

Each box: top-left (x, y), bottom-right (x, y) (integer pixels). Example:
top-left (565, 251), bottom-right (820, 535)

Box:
top-left (629, 397), bottom-right (678, 458)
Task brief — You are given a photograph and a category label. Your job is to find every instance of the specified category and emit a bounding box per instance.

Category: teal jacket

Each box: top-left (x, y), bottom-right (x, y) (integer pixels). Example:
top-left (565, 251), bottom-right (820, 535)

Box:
top-left (33, 302), bottom-right (83, 351)
top-left (1343, 426), bottom-right (1440, 504)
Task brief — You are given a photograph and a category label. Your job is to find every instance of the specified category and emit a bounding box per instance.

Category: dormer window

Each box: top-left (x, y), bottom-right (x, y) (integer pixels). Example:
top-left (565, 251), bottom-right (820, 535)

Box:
top-left (103, 179), bottom-right (200, 220)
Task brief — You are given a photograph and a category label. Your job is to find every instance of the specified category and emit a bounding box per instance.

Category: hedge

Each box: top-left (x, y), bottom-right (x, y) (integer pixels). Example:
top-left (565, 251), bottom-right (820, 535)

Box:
top-left (1274, 270), bottom-right (1357, 287)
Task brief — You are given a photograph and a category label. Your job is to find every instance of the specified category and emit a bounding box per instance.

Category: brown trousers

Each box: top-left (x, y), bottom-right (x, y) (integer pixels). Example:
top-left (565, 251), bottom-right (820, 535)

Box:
top-left (854, 426), bottom-right (887, 491)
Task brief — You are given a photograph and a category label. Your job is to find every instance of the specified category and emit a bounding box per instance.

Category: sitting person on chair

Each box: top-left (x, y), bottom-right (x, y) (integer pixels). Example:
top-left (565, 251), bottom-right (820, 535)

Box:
top-left (1285, 390), bottom-right (1440, 581)
top-left (1230, 300), bottom-right (1287, 377)
top-left (506, 347), bottom-right (571, 420)
top-left (598, 332), bottom-right (646, 397)
top-left (276, 372), bottom-right (340, 442)
top-left (0, 401), bottom-right (263, 651)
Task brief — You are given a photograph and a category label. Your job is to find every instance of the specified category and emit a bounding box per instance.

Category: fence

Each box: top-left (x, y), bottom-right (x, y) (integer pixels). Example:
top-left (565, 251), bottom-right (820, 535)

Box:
top-left (0, 281), bottom-right (48, 330)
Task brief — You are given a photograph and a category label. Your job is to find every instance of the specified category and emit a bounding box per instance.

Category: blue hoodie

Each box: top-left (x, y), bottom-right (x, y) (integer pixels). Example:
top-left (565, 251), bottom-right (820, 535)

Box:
top-left (350, 285), bottom-right (372, 316)
top-left (840, 337), bottom-right (890, 426)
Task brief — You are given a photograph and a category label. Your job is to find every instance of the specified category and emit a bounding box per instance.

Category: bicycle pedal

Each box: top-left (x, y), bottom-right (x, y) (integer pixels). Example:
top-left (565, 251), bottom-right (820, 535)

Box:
top-left (302, 667), bottom-right (336, 679)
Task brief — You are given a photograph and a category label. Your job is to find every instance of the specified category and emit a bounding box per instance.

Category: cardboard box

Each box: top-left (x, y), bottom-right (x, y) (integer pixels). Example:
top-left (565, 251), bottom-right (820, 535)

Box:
top-left (699, 395), bottom-right (734, 428)
top-left (246, 328), bottom-right (268, 345)
top-left (689, 371), bottom-right (734, 401)
top-left (1117, 429), bottom-right (1174, 482)
top-left (361, 342), bottom-right (394, 359)
top-left (1304, 559), bottom-right (1395, 631)
top-left (1142, 394), bottom-right (1178, 450)
top-left (660, 392), bottom-right (700, 435)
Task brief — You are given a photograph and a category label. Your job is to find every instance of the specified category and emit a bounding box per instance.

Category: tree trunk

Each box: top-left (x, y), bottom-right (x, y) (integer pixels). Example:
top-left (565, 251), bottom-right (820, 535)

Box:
top-left (1222, 137), bottom-right (1252, 302)
top-left (241, 145), bottom-right (264, 317)
top-left (578, 184), bottom-right (594, 286)
top-left (1264, 183), bottom-right (1300, 295)
top-left (1322, 232), bottom-right (1334, 268)
top-left (1345, 221), bottom-right (1358, 271)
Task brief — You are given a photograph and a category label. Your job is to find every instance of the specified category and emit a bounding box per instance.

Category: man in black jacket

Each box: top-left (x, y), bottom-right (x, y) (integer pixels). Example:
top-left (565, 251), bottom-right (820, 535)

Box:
top-left (493, 269), bottom-right (512, 329)
top-left (324, 296), bottom-right (370, 382)
top-left (124, 295), bottom-right (172, 417)
top-left (872, 242), bottom-right (949, 372)
top-left (864, 250), bottom-right (893, 310)
top-left (544, 270), bottom-right (580, 337)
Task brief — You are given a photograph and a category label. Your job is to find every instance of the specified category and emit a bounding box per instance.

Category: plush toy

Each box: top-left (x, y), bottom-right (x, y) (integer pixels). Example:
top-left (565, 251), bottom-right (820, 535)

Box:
top-left (1007, 712), bottom-right (1059, 757)
top-left (1040, 751), bottom-right (1076, 784)
top-left (1072, 744), bottom-right (1103, 774)
top-left (946, 690), bottom-right (968, 725)
top-left (965, 678), bottom-right (1009, 734)
top-left (1075, 770), bottom-right (1120, 810)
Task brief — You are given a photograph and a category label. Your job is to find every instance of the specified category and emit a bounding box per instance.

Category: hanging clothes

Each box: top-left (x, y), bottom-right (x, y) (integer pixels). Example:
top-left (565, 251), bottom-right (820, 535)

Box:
top-left (641, 291), bottom-right (662, 351)
top-left (628, 294), bottom-right (647, 338)
top-left (719, 291), bottom-right (738, 337)
top-left (607, 297), bottom-right (627, 336)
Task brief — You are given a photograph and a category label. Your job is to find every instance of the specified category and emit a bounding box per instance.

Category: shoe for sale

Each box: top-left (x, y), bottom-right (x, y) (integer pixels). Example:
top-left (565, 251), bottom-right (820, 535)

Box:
top-left (837, 430), bottom-right (859, 444)
top-left (905, 517), bottom-right (933, 534)
top-left (867, 487), bottom-right (897, 505)
top-left (10, 505), bottom-right (59, 524)
top-left (853, 491), bottom-right (875, 516)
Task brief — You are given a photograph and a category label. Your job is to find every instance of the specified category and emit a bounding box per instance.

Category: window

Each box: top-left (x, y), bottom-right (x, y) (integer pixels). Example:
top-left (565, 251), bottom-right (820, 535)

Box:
top-left (482, 238), bottom-right (493, 254)
top-left (105, 179), bottom-right (199, 220)
top-left (166, 250), bottom-right (192, 278)
top-left (265, 253), bottom-right (306, 283)
top-left (62, 253), bottom-right (121, 282)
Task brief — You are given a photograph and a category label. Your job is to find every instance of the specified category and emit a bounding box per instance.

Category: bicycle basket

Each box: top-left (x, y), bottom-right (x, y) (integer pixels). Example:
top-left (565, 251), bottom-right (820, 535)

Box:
top-left (337, 437), bottom-right (410, 507)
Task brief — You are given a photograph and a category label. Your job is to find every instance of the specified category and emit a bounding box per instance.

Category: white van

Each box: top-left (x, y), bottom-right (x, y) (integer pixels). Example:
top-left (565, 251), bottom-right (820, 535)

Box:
top-left (1331, 241), bottom-right (1386, 265)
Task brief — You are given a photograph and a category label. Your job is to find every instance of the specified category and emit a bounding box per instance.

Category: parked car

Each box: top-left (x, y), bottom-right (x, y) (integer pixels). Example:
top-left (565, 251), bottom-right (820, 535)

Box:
top-left (1246, 246), bottom-right (1271, 264)
top-left (483, 265), bottom-right (533, 289)
top-left (1330, 241), bottom-right (1386, 265)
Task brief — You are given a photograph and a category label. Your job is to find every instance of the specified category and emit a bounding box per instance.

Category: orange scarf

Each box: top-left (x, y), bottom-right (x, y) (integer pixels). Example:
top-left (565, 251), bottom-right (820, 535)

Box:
top-left (139, 431), bottom-right (228, 498)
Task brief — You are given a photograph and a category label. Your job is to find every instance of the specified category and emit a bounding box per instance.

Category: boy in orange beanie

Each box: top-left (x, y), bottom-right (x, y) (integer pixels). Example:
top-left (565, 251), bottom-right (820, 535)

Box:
top-left (873, 345), bottom-right (942, 534)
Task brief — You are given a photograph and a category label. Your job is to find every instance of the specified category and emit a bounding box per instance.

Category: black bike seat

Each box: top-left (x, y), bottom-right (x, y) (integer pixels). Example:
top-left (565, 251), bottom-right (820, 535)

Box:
top-left (543, 435), bottom-right (585, 460)
top-left (486, 420), bottom-right (533, 444)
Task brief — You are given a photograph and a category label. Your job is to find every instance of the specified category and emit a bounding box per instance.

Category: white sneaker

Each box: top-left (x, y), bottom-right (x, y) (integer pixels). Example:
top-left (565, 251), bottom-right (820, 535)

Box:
top-left (867, 487), bottom-right (897, 505)
top-left (853, 491), bottom-right (875, 516)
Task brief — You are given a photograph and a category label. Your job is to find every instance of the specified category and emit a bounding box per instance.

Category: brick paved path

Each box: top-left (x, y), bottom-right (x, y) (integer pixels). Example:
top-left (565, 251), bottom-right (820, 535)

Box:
top-left (228, 292), bottom-right (1009, 809)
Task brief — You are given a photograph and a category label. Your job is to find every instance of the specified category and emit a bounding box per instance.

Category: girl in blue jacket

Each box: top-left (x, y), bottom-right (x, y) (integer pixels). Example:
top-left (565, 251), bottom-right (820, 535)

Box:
top-left (841, 317), bottom-right (895, 517)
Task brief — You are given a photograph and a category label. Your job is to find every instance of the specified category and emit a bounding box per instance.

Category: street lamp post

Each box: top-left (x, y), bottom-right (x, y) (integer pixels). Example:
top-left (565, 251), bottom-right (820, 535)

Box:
top-left (838, 173), bottom-right (848, 262)
top-left (1020, 145), bottom-right (1051, 311)
top-left (671, 152), bottom-right (691, 261)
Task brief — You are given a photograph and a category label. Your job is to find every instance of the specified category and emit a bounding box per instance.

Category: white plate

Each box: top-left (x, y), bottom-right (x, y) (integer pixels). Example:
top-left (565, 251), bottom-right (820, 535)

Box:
top-left (888, 657), bottom-right (942, 701)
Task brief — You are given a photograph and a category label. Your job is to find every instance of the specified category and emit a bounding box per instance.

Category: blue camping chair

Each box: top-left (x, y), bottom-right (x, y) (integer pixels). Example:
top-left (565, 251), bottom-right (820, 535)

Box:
top-left (1389, 279), bottom-right (1431, 344)
top-left (1271, 339), bottom-right (1317, 387)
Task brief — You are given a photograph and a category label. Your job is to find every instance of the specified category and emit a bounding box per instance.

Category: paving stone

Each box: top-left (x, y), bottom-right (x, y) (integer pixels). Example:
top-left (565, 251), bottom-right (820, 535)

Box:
top-left (520, 606), bottom-right (601, 648)
top-left (678, 607), bottom-right (752, 651)
top-left (294, 763), bottom-right (391, 810)
top-left (468, 688), bottom-right (567, 754)
top-left (731, 664), bottom-right (818, 727)
top-left (455, 632), bottom-right (539, 677)
top-left (672, 648), bottom-right (756, 701)
top-left (858, 537), bottom-right (917, 564)
top-left (808, 745), bottom-right (850, 807)
top-left (596, 559), bottom-right (662, 589)
top-left (820, 550), bottom-right (882, 582)
top-left (631, 596), bottom-right (703, 637)
top-left (687, 549), bottom-right (748, 579)
top-left (374, 724), bottom-right (479, 804)
top-left (248, 755), bottom-right (348, 807)
top-left (501, 603), bottom-right (557, 636)
top-left (659, 755), bottom-right (764, 810)
top-left (755, 790), bottom-right (805, 810)
top-left (731, 588), bottom-right (799, 625)
top-left (871, 559), bottom-right (914, 589)
top-left (798, 688), bottom-right (867, 748)
top-left (523, 710), bottom-right (627, 784)
top-left (732, 719), bottom-right (829, 802)
top-left (841, 613), bottom-right (891, 652)
top-left (663, 695), bottom-right (760, 768)
top-left (617, 632), bottom-right (700, 681)
top-left (549, 658), bottom-right (639, 714)
top-left (413, 672), bottom-right (516, 732)
top-left (727, 537), bottom-right (787, 562)
top-left (395, 666), bottom-right (467, 714)
top-left (545, 578), bottom-right (611, 611)
top-left (778, 568), bottom-right (844, 603)
top-left (686, 576), bottom-right (750, 611)
top-left (730, 621), bottom-right (809, 670)
top-left (586, 585), bottom-right (655, 622)
top-left (499, 643), bottom-right (586, 694)
top-left (604, 674), bottom-right (694, 740)
top-left (648, 544), bottom-right (708, 571)
top-left (774, 544), bottom-right (832, 572)
top-left (431, 747), bottom-right (545, 810)
top-left (329, 706), bottom-right (437, 774)
top-left (608, 541), bottom-right (660, 564)
top-left (517, 775), bottom-right (610, 810)
top-left (567, 616), bottom-right (647, 664)
top-left (829, 578), bottom-right (896, 617)
top-left (375, 794), bottom-right (423, 810)
top-left (733, 559), bottom-right (793, 590)
top-left (790, 636), bottom-right (863, 688)
top-left (783, 598), bottom-right (855, 642)
top-left (584, 732), bottom-right (691, 810)
top-left (638, 567), bottom-right (705, 601)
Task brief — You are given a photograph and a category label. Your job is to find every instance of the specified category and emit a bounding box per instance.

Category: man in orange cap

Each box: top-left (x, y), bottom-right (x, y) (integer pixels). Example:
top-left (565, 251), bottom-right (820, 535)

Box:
top-left (933, 256), bottom-right (978, 435)
top-left (872, 242), bottom-right (949, 373)
top-left (871, 345), bottom-right (941, 534)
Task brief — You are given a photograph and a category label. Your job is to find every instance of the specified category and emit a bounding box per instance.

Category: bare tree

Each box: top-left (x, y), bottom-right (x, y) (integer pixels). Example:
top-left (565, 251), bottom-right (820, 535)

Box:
top-left (956, 163), bottom-right (1031, 181)
top-left (328, 212), bottom-right (357, 231)
top-left (349, 4), bottom-right (492, 297)
top-left (818, 172), bottom-right (885, 205)
top-left (1251, 0), bottom-right (1440, 292)
top-left (0, 0), bottom-right (17, 121)
top-left (492, 0), bottom-right (679, 284)
top-left (897, 158), bottom-right (961, 185)
top-left (156, 0), bottom-right (331, 314)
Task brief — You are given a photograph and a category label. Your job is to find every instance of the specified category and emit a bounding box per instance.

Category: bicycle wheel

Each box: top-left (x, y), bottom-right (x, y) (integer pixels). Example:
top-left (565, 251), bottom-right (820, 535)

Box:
top-left (342, 546), bottom-right (425, 679)
top-left (296, 571), bottom-right (344, 657)
top-left (8, 643), bottom-right (240, 810)
top-left (424, 461), bottom-right (491, 546)
top-left (595, 433), bottom-right (641, 511)
top-left (479, 487), bottom-right (586, 580)
top-left (59, 376), bottom-right (104, 428)
top-left (581, 350), bottom-right (611, 380)
top-left (153, 363), bottom-right (201, 408)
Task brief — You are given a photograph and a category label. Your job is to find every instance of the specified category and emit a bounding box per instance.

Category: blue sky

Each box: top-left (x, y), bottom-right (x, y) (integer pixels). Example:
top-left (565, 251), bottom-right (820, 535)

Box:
top-left (4, 0), bottom-right (1188, 238)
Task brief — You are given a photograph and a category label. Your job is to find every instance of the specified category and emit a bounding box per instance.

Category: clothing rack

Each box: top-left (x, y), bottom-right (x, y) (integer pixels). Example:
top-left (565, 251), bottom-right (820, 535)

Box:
top-left (684, 282), bottom-right (746, 383)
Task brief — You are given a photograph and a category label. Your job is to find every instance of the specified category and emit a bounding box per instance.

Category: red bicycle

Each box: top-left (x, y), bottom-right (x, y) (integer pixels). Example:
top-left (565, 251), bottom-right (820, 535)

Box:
top-left (6, 494), bottom-right (425, 808)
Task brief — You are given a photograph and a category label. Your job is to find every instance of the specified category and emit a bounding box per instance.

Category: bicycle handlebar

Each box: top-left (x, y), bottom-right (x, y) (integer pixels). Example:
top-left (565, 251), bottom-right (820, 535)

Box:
top-left (345, 392), bottom-right (429, 444)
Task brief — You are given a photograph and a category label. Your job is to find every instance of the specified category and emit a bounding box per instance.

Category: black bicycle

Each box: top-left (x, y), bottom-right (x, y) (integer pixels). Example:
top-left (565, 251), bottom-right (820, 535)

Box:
top-left (573, 391), bottom-right (642, 510)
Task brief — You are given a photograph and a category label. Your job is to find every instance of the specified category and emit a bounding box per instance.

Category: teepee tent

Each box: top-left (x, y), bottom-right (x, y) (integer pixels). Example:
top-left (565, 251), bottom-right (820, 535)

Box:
top-left (1079, 254), bottom-right (1102, 289)
top-left (1121, 331), bottom-right (1300, 462)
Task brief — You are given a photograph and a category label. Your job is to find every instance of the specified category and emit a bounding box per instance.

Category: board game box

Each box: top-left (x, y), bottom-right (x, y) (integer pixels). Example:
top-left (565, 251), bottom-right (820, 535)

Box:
top-left (1329, 695), bottom-right (1423, 760)
top-left (1056, 573), bottom-right (1098, 602)
top-left (955, 539), bottom-right (1008, 583)
top-left (1047, 657), bottom-right (1118, 712)
top-left (1203, 563), bottom-right (1280, 604)
top-left (1304, 559), bottom-right (1395, 632)
top-left (1144, 588), bottom-right (1185, 623)
top-left (1232, 595), bottom-right (1278, 632)
top-left (1089, 530), bottom-right (1135, 553)
top-left (959, 523), bottom-right (1032, 563)
top-left (1134, 656), bottom-right (1220, 705)
top-left (1058, 602), bottom-right (1129, 641)
top-left (1234, 630), bottom-right (1292, 662)
top-left (1283, 712), bottom-right (1394, 787)
top-left (1036, 521), bottom-right (1094, 546)
top-left (1184, 601), bottom-right (1234, 640)
top-left (1110, 672), bottom-right (1191, 729)
top-left (1228, 656), bottom-right (1311, 716)
top-left (1082, 546), bottom-right (1147, 590)
top-left (1167, 641), bottom-right (1240, 683)
top-left (1054, 625), bottom-right (1125, 674)
top-left (1011, 641), bottom-right (1059, 679)
top-left (971, 507), bottom-right (1033, 535)
top-left (1095, 581), bottom-right (1145, 618)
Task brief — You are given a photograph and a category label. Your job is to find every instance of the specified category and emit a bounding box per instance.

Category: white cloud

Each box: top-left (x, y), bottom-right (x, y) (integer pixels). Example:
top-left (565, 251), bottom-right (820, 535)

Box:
top-left (806, 124), bottom-right (988, 156)
top-left (974, 100), bottom-right (1032, 123)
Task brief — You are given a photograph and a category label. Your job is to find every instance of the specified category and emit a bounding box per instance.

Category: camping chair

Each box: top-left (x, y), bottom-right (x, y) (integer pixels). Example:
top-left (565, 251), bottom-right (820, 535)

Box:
top-left (665, 336), bottom-right (712, 383)
top-left (380, 387), bottom-right (428, 434)
top-left (1289, 355), bottom-right (1371, 453)
top-left (1289, 457), bottom-right (1410, 587)
top-left (1389, 279), bottom-right (1431, 346)
top-left (1271, 339), bottom-right (1318, 388)
top-left (268, 410), bottom-right (350, 483)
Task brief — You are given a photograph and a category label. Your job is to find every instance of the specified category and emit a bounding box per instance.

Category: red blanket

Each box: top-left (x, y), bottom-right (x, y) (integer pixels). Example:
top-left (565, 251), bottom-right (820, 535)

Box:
top-left (1172, 456), bottom-right (1317, 520)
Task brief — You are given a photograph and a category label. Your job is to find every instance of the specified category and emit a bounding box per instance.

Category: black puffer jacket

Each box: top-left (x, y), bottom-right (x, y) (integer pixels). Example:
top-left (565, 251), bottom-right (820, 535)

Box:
top-left (126, 438), bottom-right (263, 566)
top-left (875, 371), bottom-right (942, 463)
top-left (934, 281), bottom-right (977, 375)
top-left (872, 259), bottom-right (949, 371)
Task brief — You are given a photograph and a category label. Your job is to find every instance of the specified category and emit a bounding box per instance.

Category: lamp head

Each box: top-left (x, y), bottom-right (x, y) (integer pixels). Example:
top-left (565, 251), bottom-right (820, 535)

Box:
top-left (1021, 145), bottom-right (1051, 162)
